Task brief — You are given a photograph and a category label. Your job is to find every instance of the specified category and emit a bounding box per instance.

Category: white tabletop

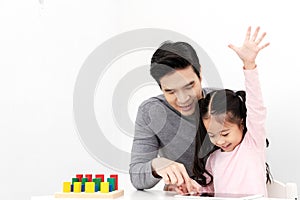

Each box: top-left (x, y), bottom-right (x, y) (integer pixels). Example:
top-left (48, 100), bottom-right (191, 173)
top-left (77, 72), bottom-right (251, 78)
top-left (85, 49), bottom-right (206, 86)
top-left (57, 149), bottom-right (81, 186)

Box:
top-left (31, 190), bottom-right (289, 200)
top-left (31, 190), bottom-right (175, 200)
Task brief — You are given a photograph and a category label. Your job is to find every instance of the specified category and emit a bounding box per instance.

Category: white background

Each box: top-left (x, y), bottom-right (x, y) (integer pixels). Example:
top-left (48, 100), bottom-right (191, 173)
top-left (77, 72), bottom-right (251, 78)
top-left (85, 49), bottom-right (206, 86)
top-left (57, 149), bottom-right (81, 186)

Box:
top-left (2, 1), bottom-right (300, 200)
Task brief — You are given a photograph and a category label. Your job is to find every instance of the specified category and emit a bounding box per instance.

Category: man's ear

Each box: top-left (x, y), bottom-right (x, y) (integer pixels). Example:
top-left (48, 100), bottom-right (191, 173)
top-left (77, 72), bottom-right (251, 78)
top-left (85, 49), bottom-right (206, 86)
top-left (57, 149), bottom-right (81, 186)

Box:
top-left (199, 70), bottom-right (202, 82)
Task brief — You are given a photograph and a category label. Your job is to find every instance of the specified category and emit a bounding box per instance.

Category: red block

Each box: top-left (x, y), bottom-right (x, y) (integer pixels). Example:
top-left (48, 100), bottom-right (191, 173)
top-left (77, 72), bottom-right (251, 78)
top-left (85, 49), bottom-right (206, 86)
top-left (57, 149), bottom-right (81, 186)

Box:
top-left (76, 174), bottom-right (83, 182)
top-left (95, 174), bottom-right (104, 182)
top-left (85, 174), bottom-right (93, 182)
top-left (110, 174), bottom-right (118, 190)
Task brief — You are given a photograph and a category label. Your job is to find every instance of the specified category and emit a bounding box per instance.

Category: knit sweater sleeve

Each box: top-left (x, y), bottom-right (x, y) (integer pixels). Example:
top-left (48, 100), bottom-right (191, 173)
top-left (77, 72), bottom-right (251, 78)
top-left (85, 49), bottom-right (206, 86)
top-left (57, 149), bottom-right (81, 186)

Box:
top-left (129, 100), bottom-right (162, 189)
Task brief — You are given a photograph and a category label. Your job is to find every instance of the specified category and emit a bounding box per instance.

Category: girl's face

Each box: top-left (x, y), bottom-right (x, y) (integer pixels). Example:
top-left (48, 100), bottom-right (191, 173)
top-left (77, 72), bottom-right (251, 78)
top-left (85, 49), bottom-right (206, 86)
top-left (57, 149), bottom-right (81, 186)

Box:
top-left (203, 115), bottom-right (243, 152)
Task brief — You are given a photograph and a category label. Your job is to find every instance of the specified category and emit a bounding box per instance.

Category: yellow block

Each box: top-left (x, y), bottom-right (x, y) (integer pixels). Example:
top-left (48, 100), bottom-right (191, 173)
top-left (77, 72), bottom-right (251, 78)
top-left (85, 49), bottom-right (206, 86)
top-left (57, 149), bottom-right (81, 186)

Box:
top-left (73, 182), bottom-right (81, 193)
top-left (100, 182), bottom-right (109, 193)
top-left (85, 182), bottom-right (95, 193)
top-left (63, 182), bottom-right (71, 193)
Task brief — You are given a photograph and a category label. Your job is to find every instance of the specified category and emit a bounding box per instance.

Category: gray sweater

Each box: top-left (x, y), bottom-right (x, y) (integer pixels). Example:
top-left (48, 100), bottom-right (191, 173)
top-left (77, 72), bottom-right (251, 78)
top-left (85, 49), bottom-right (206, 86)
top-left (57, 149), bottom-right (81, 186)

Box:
top-left (129, 88), bottom-right (213, 190)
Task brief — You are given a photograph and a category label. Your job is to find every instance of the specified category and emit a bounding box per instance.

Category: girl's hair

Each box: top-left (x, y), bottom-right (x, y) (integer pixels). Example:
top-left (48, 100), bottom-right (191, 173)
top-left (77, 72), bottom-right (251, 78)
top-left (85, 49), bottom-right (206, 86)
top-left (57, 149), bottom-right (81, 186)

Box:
top-left (193, 89), bottom-right (272, 186)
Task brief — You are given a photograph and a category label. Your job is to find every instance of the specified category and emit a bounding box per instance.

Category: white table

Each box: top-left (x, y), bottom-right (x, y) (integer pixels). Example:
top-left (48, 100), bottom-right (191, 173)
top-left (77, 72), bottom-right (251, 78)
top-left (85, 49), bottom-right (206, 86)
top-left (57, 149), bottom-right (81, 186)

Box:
top-left (31, 190), bottom-right (175, 200)
top-left (31, 190), bottom-right (289, 200)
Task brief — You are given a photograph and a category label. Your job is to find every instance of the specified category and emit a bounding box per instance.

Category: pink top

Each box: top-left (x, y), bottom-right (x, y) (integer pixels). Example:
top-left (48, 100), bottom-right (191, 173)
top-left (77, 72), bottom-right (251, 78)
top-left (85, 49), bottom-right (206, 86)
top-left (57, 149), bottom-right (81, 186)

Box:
top-left (203, 68), bottom-right (267, 196)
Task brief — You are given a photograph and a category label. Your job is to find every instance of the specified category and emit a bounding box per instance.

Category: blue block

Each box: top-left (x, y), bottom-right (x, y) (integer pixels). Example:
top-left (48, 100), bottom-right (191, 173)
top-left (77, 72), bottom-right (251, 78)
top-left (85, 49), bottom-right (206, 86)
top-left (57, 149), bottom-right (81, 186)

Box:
top-left (95, 184), bottom-right (99, 192)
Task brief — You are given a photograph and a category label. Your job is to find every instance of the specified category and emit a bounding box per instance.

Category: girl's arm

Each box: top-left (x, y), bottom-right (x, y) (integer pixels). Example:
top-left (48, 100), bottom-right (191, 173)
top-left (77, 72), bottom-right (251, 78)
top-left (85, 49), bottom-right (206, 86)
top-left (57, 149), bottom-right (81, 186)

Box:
top-left (228, 26), bottom-right (269, 147)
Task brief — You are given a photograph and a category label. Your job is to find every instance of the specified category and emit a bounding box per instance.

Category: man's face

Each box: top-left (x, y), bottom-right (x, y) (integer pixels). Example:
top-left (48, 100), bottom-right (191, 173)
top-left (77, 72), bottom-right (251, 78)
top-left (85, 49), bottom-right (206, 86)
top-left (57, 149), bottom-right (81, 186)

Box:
top-left (160, 65), bottom-right (202, 116)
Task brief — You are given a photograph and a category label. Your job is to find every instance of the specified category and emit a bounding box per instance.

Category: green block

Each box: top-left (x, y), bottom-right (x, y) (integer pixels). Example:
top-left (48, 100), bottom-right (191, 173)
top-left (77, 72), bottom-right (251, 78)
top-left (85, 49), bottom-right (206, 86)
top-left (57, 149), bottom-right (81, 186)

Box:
top-left (93, 178), bottom-right (101, 191)
top-left (107, 178), bottom-right (115, 191)
top-left (81, 178), bottom-right (88, 184)
top-left (72, 178), bottom-right (79, 184)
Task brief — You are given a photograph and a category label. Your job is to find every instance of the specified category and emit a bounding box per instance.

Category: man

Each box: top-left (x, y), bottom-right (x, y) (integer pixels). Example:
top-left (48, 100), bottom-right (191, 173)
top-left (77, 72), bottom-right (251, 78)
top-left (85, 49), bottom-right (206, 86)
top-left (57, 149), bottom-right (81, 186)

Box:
top-left (129, 41), bottom-right (209, 193)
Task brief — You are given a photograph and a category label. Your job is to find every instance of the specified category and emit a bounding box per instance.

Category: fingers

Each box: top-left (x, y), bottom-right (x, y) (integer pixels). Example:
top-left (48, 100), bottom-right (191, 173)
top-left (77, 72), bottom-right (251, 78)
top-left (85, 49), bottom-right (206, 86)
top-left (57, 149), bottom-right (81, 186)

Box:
top-left (259, 42), bottom-right (270, 51)
top-left (191, 179), bottom-right (202, 193)
top-left (246, 26), bottom-right (269, 47)
top-left (167, 169), bottom-right (184, 185)
top-left (174, 179), bottom-right (202, 195)
top-left (161, 173), bottom-right (171, 184)
top-left (152, 158), bottom-right (200, 194)
top-left (176, 165), bottom-right (201, 194)
top-left (152, 158), bottom-right (189, 186)
top-left (167, 163), bottom-right (188, 186)
top-left (255, 31), bottom-right (266, 44)
top-left (172, 167), bottom-right (185, 185)
top-left (160, 165), bottom-right (185, 185)
top-left (175, 185), bottom-right (188, 195)
top-left (245, 26), bottom-right (251, 41)
top-left (179, 166), bottom-right (193, 193)
top-left (250, 26), bottom-right (260, 41)
top-left (228, 44), bottom-right (238, 53)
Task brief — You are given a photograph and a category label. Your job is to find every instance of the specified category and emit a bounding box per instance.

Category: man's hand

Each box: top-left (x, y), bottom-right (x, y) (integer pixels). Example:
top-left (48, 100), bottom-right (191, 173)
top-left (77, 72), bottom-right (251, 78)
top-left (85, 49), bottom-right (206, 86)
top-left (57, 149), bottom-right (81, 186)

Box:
top-left (228, 26), bottom-right (270, 70)
top-left (165, 180), bottom-right (202, 195)
top-left (152, 157), bottom-right (200, 194)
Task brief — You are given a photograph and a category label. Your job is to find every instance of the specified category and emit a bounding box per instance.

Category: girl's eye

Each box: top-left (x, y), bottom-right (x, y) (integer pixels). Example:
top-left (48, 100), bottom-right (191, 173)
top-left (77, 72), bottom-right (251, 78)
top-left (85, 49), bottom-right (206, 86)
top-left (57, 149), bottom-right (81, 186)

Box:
top-left (222, 133), bottom-right (229, 137)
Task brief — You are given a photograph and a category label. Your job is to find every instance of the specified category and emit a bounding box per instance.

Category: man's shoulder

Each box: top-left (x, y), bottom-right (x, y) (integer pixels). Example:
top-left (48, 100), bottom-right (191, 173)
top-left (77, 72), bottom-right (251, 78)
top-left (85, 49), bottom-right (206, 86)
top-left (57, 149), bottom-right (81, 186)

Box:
top-left (137, 94), bottom-right (176, 116)
top-left (139, 94), bottom-right (166, 107)
top-left (137, 94), bottom-right (175, 122)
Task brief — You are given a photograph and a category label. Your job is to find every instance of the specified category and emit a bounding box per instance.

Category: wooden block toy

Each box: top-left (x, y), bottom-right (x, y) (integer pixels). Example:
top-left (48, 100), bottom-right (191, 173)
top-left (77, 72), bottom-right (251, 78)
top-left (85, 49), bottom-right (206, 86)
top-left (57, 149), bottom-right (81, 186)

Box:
top-left (85, 174), bottom-right (93, 182)
top-left (93, 178), bottom-right (101, 192)
top-left (76, 174), bottom-right (83, 182)
top-left (85, 182), bottom-right (95, 193)
top-left (72, 178), bottom-right (79, 184)
top-left (101, 182), bottom-right (109, 193)
top-left (107, 178), bottom-right (115, 191)
top-left (73, 182), bottom-right (81, 193)
top-left (81, 178), bottom-right (88, 184)
top-left (95, 174), bottom-right (104, 182)
top-left (55, 173), bottom-right (124, 198)
top-left (62, 182), bottom-right (71, 193)
top-left (110, 174), bottom-right (118, 190)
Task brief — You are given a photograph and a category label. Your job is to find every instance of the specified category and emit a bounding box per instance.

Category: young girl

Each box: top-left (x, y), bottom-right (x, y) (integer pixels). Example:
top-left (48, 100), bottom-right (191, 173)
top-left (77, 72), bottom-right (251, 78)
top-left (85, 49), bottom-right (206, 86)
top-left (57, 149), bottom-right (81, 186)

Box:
top-left (193, 27), bottom-right (271, 196)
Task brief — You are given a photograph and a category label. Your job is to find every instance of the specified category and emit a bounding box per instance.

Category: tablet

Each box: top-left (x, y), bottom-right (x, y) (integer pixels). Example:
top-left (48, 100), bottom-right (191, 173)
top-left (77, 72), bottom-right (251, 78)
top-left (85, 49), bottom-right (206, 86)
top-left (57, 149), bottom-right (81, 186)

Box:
top-left (174, 192), bottom-right (264, 200)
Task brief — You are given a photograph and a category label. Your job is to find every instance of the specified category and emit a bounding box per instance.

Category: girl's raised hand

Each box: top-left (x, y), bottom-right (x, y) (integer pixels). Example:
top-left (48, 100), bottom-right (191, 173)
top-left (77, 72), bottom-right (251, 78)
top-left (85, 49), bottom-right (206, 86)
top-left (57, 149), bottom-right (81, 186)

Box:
top-left (228, 26), bottom-right (270, 70)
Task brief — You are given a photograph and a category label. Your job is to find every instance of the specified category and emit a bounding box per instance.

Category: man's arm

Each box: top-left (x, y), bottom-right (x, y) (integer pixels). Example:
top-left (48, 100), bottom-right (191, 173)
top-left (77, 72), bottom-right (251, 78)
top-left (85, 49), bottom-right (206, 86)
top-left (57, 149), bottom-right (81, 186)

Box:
top-left (129, 101), bottom-right (161, 189)
top-left (129, 99), bottom-right (201, 193)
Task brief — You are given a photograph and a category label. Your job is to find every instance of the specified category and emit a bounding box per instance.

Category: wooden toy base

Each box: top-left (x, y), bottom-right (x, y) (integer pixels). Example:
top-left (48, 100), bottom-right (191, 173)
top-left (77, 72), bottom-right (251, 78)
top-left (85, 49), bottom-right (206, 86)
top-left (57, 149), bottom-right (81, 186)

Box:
top-left (54, 189), bottom-right (124, 198)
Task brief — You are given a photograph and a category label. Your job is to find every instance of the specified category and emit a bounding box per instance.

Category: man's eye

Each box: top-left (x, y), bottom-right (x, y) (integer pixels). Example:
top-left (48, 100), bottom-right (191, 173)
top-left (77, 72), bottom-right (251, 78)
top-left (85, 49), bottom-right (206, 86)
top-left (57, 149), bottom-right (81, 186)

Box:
top-left (208, 132), bottom-right (214, 138)
top-left (185, 85), bottom-right (193, 90)
top-left (164, 90), bottom-right (174, 94)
